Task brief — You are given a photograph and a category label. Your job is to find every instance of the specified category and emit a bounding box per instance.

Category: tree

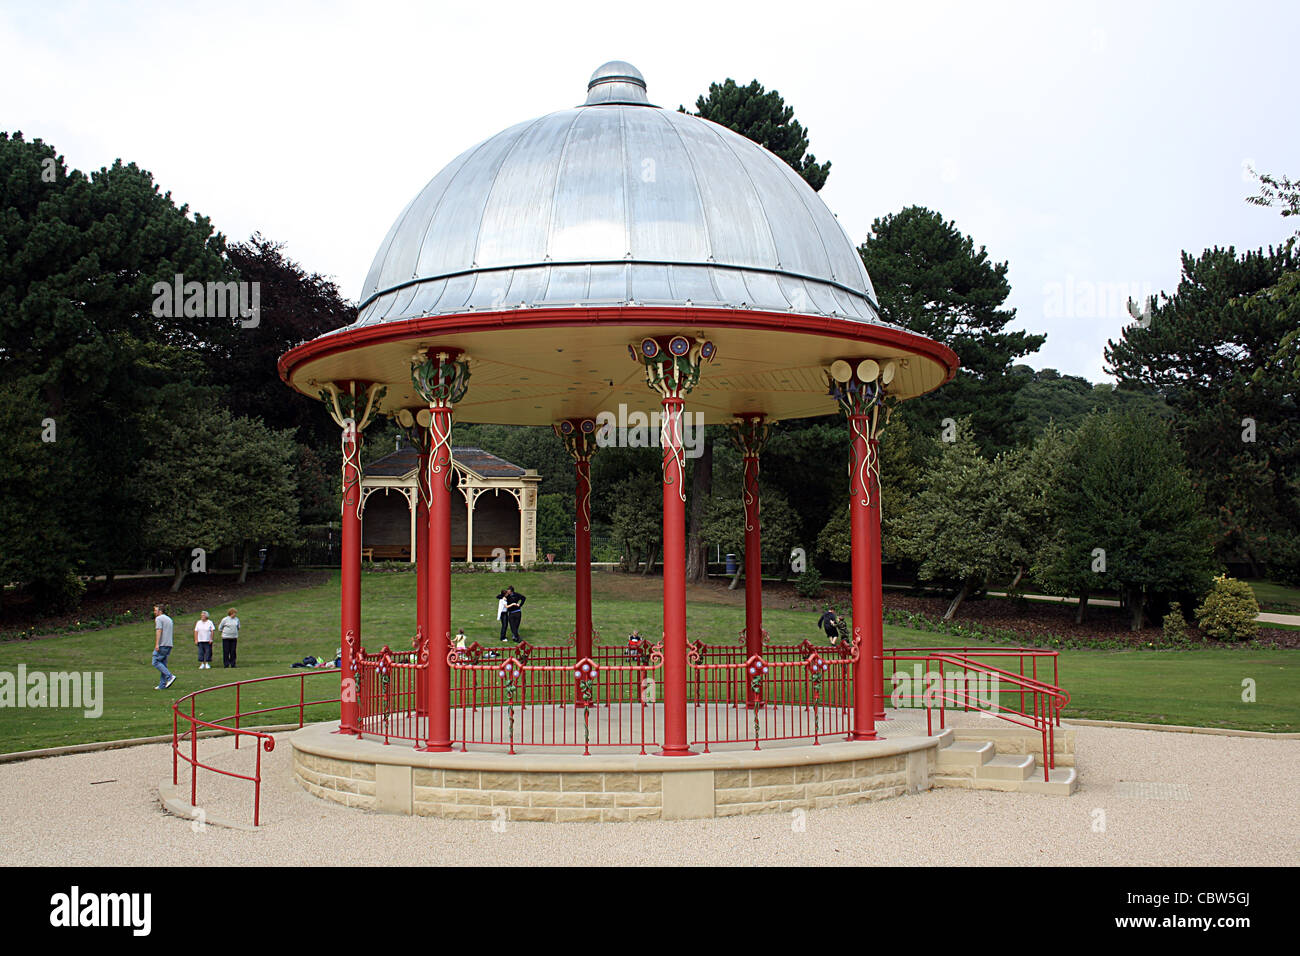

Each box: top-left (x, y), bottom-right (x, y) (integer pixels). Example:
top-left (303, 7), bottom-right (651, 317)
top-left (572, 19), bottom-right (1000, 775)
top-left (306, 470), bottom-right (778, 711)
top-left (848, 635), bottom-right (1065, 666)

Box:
top-left (609, 472), bottom-right (665, 574)
top-left (223, 418), bottom-right (302, 583)
top-left (994, 425), bottom-right (1074, 592)
top-left (888, 419), bottom-right (1017, 618)
top-left (701, 484), bottom-right (800, 590)
top-left (859, 206), bottom-right (1046, 454)
top-left (1104, 244), bottom-right (1299, 577)
top-left (0, 375), bottom-right (83, 610)
top-left (223, 234), bottom-right (355, 442)
top-left (0, 132), bottom-right (233, 604)
top-left (1033, 409), bottom-right (1217, 629)
top-left (684, 79), bottom-right (831, 191)
top-left (535, 493), bottom-right (575, 561)
top-left (138, 392), bottom-right (237, 591)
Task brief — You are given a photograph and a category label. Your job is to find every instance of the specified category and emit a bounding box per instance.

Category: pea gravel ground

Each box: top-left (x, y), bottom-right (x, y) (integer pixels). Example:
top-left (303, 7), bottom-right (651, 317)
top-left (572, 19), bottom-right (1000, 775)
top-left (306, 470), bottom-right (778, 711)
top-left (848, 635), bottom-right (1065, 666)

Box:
top-left (1, 724), bottom-right (1295, 866)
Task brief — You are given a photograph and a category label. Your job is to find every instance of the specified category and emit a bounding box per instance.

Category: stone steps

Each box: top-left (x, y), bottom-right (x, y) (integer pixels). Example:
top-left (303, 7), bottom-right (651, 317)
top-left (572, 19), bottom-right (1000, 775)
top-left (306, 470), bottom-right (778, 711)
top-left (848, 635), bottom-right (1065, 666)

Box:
top-left (934, 733), bottom-right (1077, 795)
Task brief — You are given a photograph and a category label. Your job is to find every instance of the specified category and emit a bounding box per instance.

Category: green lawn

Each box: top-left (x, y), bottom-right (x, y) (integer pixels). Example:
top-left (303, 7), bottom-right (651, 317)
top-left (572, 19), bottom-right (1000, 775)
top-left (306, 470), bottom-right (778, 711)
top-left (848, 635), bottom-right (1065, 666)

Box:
top-left (0, 569), bottom-right (1295, 752)
top-left (1246, 579), bottom-right (1300, 613)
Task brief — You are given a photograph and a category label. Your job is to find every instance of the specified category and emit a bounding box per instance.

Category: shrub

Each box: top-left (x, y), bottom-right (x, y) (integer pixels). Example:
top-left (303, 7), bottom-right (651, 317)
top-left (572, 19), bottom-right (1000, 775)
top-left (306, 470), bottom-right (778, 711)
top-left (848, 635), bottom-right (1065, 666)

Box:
top-left (1162, 601), bottom-right (1189, 642)
top-left (794, 568), bottom-right (824, 599)
top-left (1194, 575), bottom-right (1260, 642)
top-left (28, 571), bottom-right (86, 614)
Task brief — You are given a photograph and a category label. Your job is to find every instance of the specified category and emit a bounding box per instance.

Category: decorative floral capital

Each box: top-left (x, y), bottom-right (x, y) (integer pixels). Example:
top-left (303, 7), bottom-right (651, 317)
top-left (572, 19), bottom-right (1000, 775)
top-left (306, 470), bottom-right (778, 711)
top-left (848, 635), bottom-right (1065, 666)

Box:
top-left (410, 347), bottom-right (471, 407)
top-left (631, 335), bottom-right (715, 398)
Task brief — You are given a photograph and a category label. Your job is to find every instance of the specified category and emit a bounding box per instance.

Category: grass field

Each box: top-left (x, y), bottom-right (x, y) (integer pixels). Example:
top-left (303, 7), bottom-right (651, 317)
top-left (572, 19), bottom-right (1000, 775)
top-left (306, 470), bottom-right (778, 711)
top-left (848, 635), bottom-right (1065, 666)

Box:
top-left (0, 569), bottom-right (1295, 752)
top-left (1246, 579), bottom-right (1300, 612)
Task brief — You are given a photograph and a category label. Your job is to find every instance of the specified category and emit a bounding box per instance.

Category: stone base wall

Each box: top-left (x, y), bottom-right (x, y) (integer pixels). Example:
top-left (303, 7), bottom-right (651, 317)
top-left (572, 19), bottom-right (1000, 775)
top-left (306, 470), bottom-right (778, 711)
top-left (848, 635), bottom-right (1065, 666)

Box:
top-left (290, 726), bottom-right (937, 822)
top-left (713, 753), bottom-right (919, 816)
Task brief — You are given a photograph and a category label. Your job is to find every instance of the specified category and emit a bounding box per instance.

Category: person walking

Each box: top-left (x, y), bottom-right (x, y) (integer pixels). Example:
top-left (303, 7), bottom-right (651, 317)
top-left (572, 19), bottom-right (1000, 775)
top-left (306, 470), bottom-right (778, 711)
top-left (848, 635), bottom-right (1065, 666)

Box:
top-left (152, 605), bottom-right (177, 690)
top-left (817, 606), bottom-right (847, 646)
top-left (218, 607), bottom-right (241, 668)
top-left (496, 590), bottom-right (509, 642)
top-left (503, 585), bottom-right (526, 643)
top-left (194, 610), bottom-right (215, 669)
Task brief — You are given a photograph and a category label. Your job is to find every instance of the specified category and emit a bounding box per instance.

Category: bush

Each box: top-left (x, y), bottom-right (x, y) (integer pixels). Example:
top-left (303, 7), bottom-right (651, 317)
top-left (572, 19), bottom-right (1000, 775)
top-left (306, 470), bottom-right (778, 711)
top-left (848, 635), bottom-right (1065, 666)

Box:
top-left (794, 568), bottom-right (824, 599)
top-left (1162, 601), bottom-right (1189, 642)
top-left (1194, 575), bottom-right (1260, 642)
top-left (27, 571), bottom-right (86, 614)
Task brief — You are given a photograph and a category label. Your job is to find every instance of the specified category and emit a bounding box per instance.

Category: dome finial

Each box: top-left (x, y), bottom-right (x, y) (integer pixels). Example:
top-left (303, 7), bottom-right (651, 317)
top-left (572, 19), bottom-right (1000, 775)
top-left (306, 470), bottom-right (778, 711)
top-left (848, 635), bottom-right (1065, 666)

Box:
top-left (583, 61), bottom-right (652, 106)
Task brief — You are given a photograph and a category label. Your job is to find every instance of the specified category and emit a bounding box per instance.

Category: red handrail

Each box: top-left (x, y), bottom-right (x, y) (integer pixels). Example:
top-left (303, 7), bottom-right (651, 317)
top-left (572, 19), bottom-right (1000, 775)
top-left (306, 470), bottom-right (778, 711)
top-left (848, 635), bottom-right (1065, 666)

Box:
top-left (170, 669), bottom-right (341, 826)
top-left (882, 649), bottom-right (1069, 781)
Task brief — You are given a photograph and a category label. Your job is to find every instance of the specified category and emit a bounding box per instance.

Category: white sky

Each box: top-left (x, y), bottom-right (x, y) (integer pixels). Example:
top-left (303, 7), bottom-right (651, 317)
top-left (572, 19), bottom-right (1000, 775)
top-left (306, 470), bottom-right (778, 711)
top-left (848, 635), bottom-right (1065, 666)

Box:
top-left (2, 0), bottom-right (1295, 381)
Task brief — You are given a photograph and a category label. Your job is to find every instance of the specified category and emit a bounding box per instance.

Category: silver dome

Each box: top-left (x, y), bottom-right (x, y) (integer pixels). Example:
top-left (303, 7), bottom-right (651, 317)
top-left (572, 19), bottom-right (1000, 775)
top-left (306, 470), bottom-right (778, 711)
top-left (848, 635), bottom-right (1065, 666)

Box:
top-left (351, 63), bottom-right (884, 331)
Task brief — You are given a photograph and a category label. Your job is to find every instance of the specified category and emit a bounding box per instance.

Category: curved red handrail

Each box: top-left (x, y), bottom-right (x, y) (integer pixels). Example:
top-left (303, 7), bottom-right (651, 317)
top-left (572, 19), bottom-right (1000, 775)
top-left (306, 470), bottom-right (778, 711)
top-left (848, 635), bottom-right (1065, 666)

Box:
top-left (171, 669), bottom-right (341, 827)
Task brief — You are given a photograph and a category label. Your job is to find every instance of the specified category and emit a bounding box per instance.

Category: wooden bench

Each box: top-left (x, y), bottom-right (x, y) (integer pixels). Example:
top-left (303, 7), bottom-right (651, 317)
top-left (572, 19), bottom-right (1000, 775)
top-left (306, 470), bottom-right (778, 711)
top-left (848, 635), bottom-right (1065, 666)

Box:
top-left (449, 545), bottom-right (523, 562)
top-left (362, 545), bottom-right (410, 562)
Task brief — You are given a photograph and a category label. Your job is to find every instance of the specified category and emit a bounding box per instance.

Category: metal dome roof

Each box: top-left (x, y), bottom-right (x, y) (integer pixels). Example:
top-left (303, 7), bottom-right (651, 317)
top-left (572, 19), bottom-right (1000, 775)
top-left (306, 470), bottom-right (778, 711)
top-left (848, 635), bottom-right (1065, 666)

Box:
top-left (349, 62), bottom-right (885, 332)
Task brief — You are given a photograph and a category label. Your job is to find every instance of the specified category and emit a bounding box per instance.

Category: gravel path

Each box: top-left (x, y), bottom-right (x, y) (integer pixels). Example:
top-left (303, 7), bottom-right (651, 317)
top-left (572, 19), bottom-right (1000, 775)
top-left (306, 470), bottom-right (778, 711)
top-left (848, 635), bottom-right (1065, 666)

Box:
top-left (1, 725), bottom-right (1295, 866)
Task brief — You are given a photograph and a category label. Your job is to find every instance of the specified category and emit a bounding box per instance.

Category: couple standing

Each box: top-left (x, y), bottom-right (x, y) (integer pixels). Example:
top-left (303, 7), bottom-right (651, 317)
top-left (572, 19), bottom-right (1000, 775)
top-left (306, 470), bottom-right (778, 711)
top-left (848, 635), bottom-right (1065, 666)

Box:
top-left (496, 585), bottom-right (526, 643)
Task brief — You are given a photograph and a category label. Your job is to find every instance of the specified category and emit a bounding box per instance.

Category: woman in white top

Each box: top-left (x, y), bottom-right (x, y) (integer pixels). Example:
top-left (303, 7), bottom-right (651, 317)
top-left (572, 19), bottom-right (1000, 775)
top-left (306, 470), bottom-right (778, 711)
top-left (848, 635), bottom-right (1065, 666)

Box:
top-left (496, 593), bottom-right (509, 642)
top-left (194, 611), bottom-right (216, 669)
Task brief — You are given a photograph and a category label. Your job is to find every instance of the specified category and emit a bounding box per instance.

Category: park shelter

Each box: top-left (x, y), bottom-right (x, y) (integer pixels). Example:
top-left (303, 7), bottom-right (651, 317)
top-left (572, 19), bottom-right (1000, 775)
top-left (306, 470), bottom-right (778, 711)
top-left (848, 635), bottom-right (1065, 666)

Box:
top-left (278, 61), bottom-right (960, 761)
top-left (359, 445), bottom-right (540, 564)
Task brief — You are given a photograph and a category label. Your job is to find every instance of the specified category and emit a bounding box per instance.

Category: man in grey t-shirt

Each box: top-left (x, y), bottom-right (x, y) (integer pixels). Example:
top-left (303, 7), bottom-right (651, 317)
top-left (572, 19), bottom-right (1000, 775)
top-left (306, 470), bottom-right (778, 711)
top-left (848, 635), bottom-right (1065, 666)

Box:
top-left (152, 605), bottom-right (177, 690)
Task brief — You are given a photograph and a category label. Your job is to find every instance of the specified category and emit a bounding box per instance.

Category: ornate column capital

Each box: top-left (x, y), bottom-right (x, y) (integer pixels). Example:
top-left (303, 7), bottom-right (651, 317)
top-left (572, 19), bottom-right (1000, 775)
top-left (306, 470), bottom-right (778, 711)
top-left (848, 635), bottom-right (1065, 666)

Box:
top-left (410, 347), bottom-right (471, 408)
top-left (392, 407), bottom-right (431, 454)
top-left (629, 334), bottom-right (716, 399)
top-left (554, 417), bottom-right (600, 462)
top-left (318, 380), bottom-right (386, 433)
top-left (728, 413), bottom-right (771, 458)
top-left (825, 358), bottom-right (898, 439)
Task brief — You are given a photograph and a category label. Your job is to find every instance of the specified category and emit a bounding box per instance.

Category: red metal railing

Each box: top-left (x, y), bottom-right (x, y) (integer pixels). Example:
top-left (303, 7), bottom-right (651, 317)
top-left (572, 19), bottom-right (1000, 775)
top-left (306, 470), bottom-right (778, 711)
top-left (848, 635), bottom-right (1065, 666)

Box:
top-left (882, 648), bottom-right (1070, 781)
top-left (449, 654), bottom-right (660, 754)
top-left (685, 643), bottom-right (855, 751)
top-left (347, 639), bottom-right (1069, 767)
top-left (171, 670), bottom-right (341, 826)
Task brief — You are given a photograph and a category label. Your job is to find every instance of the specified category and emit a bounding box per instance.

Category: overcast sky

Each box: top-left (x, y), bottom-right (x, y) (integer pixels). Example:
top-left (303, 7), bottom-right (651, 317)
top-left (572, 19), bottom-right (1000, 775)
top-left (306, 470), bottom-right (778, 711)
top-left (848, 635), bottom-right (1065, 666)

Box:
top-left (2, 0), bottom-right (1295, 381)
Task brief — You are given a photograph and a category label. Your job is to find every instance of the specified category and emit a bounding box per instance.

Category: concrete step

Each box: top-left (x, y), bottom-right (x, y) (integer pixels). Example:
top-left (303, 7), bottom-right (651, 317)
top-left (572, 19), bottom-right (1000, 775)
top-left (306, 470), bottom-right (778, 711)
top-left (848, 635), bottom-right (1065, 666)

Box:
top-left (977, 753), bottom-right (1035, 781)
top-left (936, 740), bottom-right (993, 771)
top-left (1017, 766), bottom-right (1077, 796)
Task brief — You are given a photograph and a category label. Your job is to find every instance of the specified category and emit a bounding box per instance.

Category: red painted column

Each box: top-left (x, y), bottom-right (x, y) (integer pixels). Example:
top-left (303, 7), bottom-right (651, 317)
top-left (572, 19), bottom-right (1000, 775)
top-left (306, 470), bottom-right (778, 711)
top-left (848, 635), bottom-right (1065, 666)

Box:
top-left (868, 437), bottom-right (886, 721)
top-left (849, 414), bottom-right (878, 741)
top-left (339, 418), bottom-right (362, 736)
top-left (420, 404), bottom-right (454, 752)
top-left (575, 457), bottom-right (593, 667)
top-left (660, 395), bottom-right (692, 756)
top-left (414, 445), bottom-right (429, 719)
top-left (742, 452), bottom-right (763, 707)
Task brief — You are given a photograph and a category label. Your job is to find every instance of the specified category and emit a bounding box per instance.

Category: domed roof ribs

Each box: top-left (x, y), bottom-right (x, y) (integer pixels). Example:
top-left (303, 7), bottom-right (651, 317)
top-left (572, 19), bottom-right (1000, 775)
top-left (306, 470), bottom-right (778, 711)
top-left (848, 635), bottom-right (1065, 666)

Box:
top-left (691, 115), bottom-right (785, 295)
top-left (471, 112), bottom-right (557, 277)
top-left (389, 132), bottom-right (506, 297)
top-left (542, 110), bottom-right (586, 267)
top-left (650, 106), bottom-right (718, 283)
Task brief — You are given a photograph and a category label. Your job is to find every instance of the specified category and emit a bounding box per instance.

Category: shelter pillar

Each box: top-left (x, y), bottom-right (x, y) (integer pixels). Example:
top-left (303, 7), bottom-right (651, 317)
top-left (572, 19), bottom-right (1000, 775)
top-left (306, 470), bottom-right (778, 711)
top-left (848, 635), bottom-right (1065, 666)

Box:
top-left (728, 414), bottom-right (771, 708)
top-left (394, 411), bottom-right (431, 718)
top-left (321, 380), bottom-right (386, 736)
top-left (555, 418), bottom-right (600, 696)
top-left (827, 359), bottom-right (893, 741)
top-left (410, 348), bottom-right (471, 753)
top-left (464, 487), bottom-right (475, 565)
top-left (635, 335), bottom-right (716, 756)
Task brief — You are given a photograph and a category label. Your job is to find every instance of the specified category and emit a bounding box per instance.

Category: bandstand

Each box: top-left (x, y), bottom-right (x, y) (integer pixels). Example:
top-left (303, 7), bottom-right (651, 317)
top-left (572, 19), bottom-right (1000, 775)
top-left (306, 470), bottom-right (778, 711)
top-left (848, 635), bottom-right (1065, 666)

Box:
top-left (277, 61), bottom-right (986, 821)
